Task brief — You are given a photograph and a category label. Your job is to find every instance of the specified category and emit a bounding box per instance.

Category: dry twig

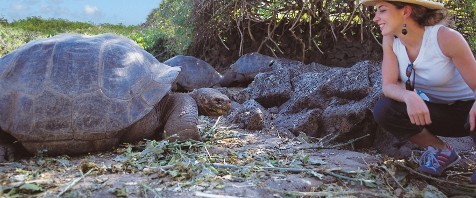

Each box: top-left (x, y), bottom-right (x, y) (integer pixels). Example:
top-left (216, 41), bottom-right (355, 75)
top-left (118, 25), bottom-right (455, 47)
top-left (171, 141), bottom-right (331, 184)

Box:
top-left (265, 187), bottom-right (392, 197)
top-left (378, 164), bottom-right (406, 191)
top-left (57, 168), bottom-right (95, 197)
top-left (394, 162), bottom-right (476, 196)
top-left (295, 134), bottom-right (370, 150)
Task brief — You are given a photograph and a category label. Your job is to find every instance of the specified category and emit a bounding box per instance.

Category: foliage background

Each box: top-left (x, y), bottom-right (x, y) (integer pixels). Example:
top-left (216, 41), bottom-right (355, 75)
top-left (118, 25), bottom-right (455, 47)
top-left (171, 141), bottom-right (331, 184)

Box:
top-left (0, 0), bottom-right (475, 69)
top-left (187, 0), bottom-right (476, 69)
top-left (0, 17), bottom-right (137, 57)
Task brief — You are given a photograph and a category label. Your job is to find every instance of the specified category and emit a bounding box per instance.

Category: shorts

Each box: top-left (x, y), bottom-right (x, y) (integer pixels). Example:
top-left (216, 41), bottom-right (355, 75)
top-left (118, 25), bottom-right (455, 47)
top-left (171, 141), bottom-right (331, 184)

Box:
top-left (372, 97), bottom-right (474, 141)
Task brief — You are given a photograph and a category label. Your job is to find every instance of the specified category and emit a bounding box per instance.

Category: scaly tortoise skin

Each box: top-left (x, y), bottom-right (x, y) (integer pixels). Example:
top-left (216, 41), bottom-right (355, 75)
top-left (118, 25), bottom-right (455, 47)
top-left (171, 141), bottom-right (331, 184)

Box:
top-left (0, 33), bottom-right (231, 161)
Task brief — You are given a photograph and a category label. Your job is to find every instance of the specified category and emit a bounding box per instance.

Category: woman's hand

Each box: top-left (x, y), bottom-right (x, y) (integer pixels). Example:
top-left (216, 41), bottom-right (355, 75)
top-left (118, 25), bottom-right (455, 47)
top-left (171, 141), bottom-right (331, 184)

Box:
top-left (469, 101), bottom-right (476, 132)
top-left (403, 91), bottom-right (431, 126)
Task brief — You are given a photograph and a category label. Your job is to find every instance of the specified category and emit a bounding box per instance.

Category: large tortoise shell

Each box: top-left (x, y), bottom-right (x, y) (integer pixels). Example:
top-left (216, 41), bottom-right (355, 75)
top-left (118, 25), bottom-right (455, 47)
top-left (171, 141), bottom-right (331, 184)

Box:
top-left (0, 33), bottom-right (180, 143)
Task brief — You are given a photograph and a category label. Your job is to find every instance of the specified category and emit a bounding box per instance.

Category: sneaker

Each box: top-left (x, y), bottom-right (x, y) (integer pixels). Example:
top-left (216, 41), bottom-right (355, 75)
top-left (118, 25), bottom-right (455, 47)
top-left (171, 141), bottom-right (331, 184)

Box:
top-left (417, 144), bottom-right (461, 176)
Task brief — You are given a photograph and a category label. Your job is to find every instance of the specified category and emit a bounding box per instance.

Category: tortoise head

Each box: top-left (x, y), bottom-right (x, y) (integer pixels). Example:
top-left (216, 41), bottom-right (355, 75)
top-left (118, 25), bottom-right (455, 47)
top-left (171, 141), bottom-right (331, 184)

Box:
top-left (190, 88), bottom-right (231, 116)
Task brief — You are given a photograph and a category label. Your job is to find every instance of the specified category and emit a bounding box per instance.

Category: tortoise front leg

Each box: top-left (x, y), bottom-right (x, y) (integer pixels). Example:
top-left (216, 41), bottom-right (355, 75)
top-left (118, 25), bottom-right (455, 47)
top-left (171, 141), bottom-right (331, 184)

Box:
top-left (0, 144), bottom-right (15, 162)
top-left (0, 133), bottom-right (15, 162)
top-left (160, 93), bottom-right (201, 142)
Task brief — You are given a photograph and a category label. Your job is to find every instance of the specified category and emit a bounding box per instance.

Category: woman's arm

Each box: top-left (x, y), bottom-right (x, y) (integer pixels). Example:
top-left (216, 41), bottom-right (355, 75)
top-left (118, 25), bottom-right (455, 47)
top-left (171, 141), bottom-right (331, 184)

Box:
top-left (380, 35), bottom-right (408, 101)
top-left (438, 27), bottom-right (476, 131)
top-left (380, 35), bottom-right (431, 126)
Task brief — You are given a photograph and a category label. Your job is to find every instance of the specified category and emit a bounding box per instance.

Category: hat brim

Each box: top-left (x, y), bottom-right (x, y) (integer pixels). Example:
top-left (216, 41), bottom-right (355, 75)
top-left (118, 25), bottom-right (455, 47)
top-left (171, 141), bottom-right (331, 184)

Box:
top-left (360, 0), bottom-right (444, 10)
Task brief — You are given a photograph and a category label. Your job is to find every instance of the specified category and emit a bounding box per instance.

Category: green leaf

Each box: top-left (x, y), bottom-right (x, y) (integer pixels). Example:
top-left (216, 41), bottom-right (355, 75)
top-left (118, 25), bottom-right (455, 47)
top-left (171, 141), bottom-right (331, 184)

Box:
top-left (309, 158), bottom-right (327, 165)
top-left (209, 166), bottom-right (219, 175)
top-left (169, 170), bottom-right (180, 177)
top-left (302, 154), bottom-right (310, 164)
top-left (362, 180), bottom-right (378, 188)
top-left (19, 183), bottom-right (43, 193)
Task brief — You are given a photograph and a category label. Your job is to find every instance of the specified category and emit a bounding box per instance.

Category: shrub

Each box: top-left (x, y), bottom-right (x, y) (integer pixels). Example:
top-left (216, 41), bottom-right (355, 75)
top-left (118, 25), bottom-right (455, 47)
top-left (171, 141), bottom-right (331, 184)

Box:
top-left (187, 0), bottom-right (476, 68)
top-left (0, 17), bottom-right (137, 56)
top-left (8, 17), bottom-right (95, 35)
top-left (139, 0), bottom-right (193, 61)
top-left (0, 24), bottom-right (44, 56)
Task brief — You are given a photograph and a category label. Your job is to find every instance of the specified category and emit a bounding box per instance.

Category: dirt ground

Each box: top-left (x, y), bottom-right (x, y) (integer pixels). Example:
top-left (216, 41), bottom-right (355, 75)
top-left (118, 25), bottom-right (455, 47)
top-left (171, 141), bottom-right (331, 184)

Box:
top-left (1, 116), bottom-right (476, 198)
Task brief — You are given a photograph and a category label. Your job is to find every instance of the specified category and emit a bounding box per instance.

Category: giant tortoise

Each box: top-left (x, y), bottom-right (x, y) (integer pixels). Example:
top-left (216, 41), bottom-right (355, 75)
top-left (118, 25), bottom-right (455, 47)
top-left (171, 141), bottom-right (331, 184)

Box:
top-left (219, 52), bottom-right (275, 87)
top-left (0, 33), bottom-right (231, 162)
top-left (164, 55), bottom-right (223, 92)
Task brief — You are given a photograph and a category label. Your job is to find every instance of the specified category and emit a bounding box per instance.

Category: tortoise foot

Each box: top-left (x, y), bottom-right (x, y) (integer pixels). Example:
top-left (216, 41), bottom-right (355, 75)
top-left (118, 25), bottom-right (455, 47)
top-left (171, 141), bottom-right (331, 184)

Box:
top-left (164, 129), bottom-right (201, 142)
top-left (0, 143), bottom-right (15, 163)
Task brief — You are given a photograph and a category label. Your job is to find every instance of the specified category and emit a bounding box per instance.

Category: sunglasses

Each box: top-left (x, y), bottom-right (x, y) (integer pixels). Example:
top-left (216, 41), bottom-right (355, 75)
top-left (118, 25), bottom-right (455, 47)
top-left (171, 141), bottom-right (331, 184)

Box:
top-left (405, 63), bottom-right (415, 91)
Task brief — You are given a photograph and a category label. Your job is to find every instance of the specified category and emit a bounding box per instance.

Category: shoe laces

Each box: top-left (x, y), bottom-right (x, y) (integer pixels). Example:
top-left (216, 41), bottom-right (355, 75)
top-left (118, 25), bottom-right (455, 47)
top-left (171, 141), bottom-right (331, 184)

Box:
top-left (419, 147), bottom-right (450, 168)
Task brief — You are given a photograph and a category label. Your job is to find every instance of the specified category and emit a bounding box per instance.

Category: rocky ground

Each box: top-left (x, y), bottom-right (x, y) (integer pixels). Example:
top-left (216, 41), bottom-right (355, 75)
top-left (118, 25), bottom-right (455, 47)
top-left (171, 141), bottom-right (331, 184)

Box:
top-left (1, 115), bottom-right (476, 198)
top-left (1, 57), bottom-right (476, 197)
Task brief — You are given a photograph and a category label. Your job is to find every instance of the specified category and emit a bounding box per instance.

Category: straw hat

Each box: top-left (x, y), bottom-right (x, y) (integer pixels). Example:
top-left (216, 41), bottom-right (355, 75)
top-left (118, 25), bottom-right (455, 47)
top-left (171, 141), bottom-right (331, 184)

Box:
top-left (360, 0), bottom-right (444, 10)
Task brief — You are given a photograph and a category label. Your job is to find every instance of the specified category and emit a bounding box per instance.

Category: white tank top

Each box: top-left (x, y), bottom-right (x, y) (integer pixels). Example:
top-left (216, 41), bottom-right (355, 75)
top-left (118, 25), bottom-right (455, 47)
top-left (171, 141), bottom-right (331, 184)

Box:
top-left (393, 24), bottom-right (474, 104)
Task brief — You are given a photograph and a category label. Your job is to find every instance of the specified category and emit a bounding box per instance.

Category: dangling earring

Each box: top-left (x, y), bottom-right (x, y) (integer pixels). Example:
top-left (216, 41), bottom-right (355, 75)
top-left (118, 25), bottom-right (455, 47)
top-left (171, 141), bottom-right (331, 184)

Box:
top-left (402, 23), bottom-right (408, 35)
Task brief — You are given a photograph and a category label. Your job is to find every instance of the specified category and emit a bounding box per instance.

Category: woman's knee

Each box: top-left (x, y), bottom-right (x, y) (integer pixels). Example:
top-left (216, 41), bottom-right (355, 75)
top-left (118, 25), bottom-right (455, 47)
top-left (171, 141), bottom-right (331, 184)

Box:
top-left (372, 97), bottom-right (403, 125)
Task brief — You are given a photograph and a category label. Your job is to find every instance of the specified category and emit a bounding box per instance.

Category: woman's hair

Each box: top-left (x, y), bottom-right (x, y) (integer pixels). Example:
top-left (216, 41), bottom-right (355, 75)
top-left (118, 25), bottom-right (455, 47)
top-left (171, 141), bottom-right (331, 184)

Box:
top-left (388, 1), bottom-right (450, 26)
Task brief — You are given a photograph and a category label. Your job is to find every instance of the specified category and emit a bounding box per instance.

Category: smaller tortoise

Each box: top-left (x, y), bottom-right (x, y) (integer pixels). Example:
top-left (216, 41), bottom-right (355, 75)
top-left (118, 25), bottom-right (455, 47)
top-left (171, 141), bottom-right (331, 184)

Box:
top-left (164, 55), bottom-right (223, 92)
top-left (0, 33), bottom-right (231, 162)
top-left (219, 52), bottom-right (275, 87)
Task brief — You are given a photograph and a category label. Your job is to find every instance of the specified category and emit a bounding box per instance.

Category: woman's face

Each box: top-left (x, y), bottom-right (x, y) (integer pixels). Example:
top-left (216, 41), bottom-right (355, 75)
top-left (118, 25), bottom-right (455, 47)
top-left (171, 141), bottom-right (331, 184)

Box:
top-left (373, 2), bottom-right (405, 36)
